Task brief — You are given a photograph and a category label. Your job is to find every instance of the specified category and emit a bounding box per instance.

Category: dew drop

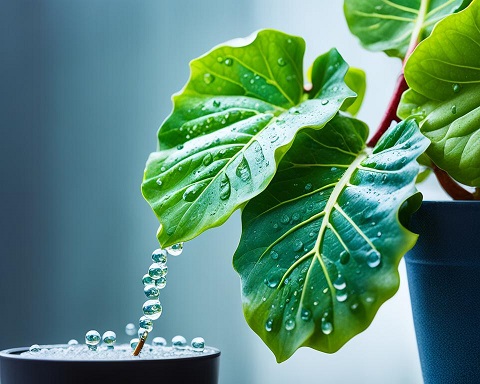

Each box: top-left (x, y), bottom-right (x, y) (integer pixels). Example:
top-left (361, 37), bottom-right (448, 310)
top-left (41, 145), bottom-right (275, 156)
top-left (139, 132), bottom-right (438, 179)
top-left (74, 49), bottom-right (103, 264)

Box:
top-left (323, 287), bottom-right (329, 294)
top-left (29, 344), bottom-right (40, 353)
top-left (377, 231), bottom-right (382, 238)
top-left (219, 173), bottom-right (231, 200)
top-left (139, 316), bottom-right (154, 332)
top-left (156, 178), bottom-right (163, 186)
top-left (321, 99), bottom-right (329, 105)
top-left (333, 275), bottom-right (346, 290)
top-left (125, 323), bottom-right (137, 336)
top-left (191, 337), bottom-right (205, 352)
top-left (203, 73), bottom-right (215, 84)
top-left (152, 337), bottom-right (167, 347)
top-left (85, 330), bottom-right (101, 351)
top-left (451, 105), bottom-right (457, 114)
top-left (142, 299), bottom-right (163, 320)
top-left (452, 83), bottom-right (460, 93)
top-left (203, 153), bottom-right (213, 166)
top-left (277, 57), bottom-right (286, 66)
top-left (172, 335), bottom-right (187, 349)
top-left (321, 318), bottom-right (333, 335)
top-left (236, 156), bottom-right (251, 182)
top-left (336, 290), bottom-right (348, 302)
top-left (177, 144), bottom-right (184, 150)
top-left (166, 242), bottom-right (183, 256)
top-left (291, 212), bottom-right (300, 222)
top-left (265, 270), bottom-right (282, 288)
top-left (280, 214), bottom-right (290, 224)
top-left (216, 56), bottom-right (224, 63)
top-left (213, 100), bottom-right (221, 108)
top-left (144, 284), bottom-right (160, 299)
top-left (366, 250), bottom-right (381, 268)
top-left (293, 239), bottom-right (303, 251)
top-left (285, 318), bottom-right (296, 331)
top-left (183, 183), bottom-right (205, 202)
top-left (305, 183), bottom-right (312, 191)
top-left (351, 302), bottom-right (359, 311)
top-left (224, 58), bottom-right (233, 66)
top-left (265, 318), bottom-right (274, 332)
top-left (270, 250), bottom-right (279, 260)
top-left (339, 250), bottom-right (350, 264)
top-left (102, 331), bottom-right (116, 348)
top-left (301, 309), bottom-right (312, 321)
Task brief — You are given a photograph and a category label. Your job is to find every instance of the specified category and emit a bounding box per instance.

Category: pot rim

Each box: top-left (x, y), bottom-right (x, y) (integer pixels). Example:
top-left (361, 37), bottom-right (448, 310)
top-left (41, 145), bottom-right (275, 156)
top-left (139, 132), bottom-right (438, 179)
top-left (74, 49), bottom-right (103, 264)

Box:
top-left (0, 345), bottom-right (220, 363)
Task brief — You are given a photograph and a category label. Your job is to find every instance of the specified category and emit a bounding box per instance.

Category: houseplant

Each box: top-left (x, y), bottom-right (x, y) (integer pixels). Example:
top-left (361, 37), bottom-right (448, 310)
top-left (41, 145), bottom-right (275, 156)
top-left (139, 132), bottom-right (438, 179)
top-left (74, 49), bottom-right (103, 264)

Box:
top-left (141, 0), bottom-right (479, 382)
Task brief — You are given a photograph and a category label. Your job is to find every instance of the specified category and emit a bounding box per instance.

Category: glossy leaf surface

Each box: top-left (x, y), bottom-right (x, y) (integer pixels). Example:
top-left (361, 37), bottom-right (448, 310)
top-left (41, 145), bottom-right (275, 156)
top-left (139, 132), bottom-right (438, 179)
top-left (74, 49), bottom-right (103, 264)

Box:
top-left (399, 1), bottom-right (480, 186)
top-left (142, 30), bottom-right (357, 246)
top-left (344, 0), bottom-right (464, 58)
top-left (233, 117), bottom-right (429, 361)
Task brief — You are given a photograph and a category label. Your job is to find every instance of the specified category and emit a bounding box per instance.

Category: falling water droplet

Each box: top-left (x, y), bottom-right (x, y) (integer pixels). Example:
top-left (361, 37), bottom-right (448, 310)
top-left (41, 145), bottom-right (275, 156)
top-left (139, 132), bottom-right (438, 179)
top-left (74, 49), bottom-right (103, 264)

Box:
top-left (102, 331), bottom-right (116, 349)
top-left (203, 73), bottom-right (215, 84)
top-left (166, 242), bottom-right (183, 256)
top-left (148, 263), bottom-right (168, 279)
top-left (139, 316), bottom-right (154, 332)
top-left (172, 335), bottom-right (187, 349)
top-left (156, 276), bottom-right (167, 289)
top-left (144, 284), bottom-right (160, 299)
top-left (85, 330), bottom-right (101, 351)
top-left (265, 318), bottom-right (274, 332)
top-left (366, 250), bottom-right (381, 268)
top-left (151, 249), bottom-right (167, 265)
top-left (277, 57), bottom-right (286, 66)
top-left (152, 337), bottom-right (167, 347)
top-left (219, 173), bottom-right (231, 200)
top-left (143, 300), bottom-right (163, 320)
top-left (285, 318), bottom-right (296, 331)
top-left (142, 274), bottom-right (155, 286)
top-left (236, 156), bottom-right (251, 182)
top-left (191, 337), bottom-right (205, 352)
top-left (125, 323), bottom-right (137, 336)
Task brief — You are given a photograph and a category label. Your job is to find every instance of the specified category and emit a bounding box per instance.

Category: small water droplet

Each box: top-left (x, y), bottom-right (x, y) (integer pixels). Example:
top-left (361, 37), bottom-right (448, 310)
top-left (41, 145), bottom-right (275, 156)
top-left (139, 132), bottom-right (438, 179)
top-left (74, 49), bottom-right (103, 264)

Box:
top-left (236, 156), bottom-right (251, 182)
top-left (217, 56), bottom-right (224, 63)
top-left (148, 263), bottom-right (168, 279)
top-left (452, 83), bottom-right (460, 93)
top-left (68, 339), bottom-right (78, 345)
top-left (265, 318), bottom-right (274, 332)
top-left (172, 335), bottom-right (187, 349)
top-left (351, 302), bottom-right (359, 311)
top-left (333, 275), bottom-right (346, 290)
top-left (152, 337), bottom-right (167, 347)
top-left (156, 178), bottom-right (163, 186)
top-left (142, 274), bottom-right (155, 286)
top-left (191, 337), bottom-right (205, 352)
top-left (277, 57), bottom-right (286, 66)
top-left (365, 295), bottom-right (375, 303)
top-left (29, 344), bottom-right (41, 353)
top-left (166, 242), bottom-right (183, 256)
top-left (177, 144), bottom-right (184, 150)
top-left (377, 231), bottom-right (382, 237)
top-left (102, 331), bottom-right (116, 348)
top-left (143, 299), bottom-right (162, 320)
top-left (151, 248), bottom-right (167, 265)
top-left (293, 239), bottom-right (303, 251)
top-left (314, 301), bottom-right (319, 306)
top-left (203, 73), bottom-right (215, 84)
top-left (323, 287), bottom-right (329, 294)
top-left (125, 323), bottom-right (136, 336)
top-left (291, 212), bottom-right (300, 222)
top-left (321, 99), bottom-right (329, 105)
top-left (183, 183), bottom-right (205, 202)
top-left (139, 316), bottom-right (154, 332)
top-left (336, 290), bottom-right (348, 302)
top-left (280, 214), bottom-right (289, 224)
top-left (321, 318), bottom-right (333, 335)
top-left (270, 250), bottom-right (279, 260)
top-left (144, 284), bottom-right (160, 299)
top-left (219, 173), bottom-right (231, 200)
top-left (155, 276), bottom-right (167, 289)
top-left (301, 309), bottom-right (312, 321)
top-left (224, 58), bottom-right (233, 66)
top-left (285, 318), bottom-right (296, 331)
top-left (202, 153), bottom-right (213, 166)
top-left (212, 100), bottom-right (221, 108)
top-left (451, 105), bottom-right (457, 114)
top-left (366, 250), bottom-right (381, 268)
top-left (339, 250), bottom-right (350, 264)
top-left (130, 338), bottom-right (139, 350)
top-left (85, 330), bottom-right (101, 351)
top-left (305, 183), bottom-right (312, 191)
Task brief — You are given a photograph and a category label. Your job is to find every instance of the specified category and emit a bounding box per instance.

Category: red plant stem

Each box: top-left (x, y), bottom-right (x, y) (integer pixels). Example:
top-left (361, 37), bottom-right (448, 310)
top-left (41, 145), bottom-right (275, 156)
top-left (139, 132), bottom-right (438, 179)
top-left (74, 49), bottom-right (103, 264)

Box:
top-left (433, 165), bottom-right (476, 200)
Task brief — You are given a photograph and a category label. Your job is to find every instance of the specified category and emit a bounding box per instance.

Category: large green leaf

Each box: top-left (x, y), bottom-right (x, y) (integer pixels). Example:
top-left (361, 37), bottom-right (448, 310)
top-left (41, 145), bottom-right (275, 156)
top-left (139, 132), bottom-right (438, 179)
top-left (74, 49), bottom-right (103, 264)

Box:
top-left (233, 117), bottom-right (429, 362)
top-left (142, 30), bottom-right (357, 246)
top-left (344, 0), bottom-right (465, 58)
top-left (399, 0), bottom-right (480, 186)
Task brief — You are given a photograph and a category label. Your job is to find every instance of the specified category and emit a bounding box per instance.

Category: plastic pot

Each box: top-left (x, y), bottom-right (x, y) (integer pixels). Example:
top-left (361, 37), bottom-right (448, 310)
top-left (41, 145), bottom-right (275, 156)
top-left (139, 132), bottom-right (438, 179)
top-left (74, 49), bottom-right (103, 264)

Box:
top-left (0, 345), bottom-right (220, 384)
top-left (405, 201), bottom-right (480, 384)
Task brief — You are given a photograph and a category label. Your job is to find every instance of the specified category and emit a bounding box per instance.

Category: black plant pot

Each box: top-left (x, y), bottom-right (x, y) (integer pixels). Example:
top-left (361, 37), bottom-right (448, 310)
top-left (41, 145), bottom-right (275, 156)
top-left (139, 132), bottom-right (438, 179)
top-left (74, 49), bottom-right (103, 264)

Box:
top-left (405, 201), bottom-right (480, 384)
top-left (0, 345), bottom-right (220, 384)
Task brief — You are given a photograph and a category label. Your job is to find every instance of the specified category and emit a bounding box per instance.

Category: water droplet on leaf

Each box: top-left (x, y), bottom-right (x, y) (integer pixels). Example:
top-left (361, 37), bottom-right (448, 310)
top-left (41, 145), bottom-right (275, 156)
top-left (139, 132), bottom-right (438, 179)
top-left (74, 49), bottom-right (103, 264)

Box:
top-left (203, 73), bottom-right (215, 84)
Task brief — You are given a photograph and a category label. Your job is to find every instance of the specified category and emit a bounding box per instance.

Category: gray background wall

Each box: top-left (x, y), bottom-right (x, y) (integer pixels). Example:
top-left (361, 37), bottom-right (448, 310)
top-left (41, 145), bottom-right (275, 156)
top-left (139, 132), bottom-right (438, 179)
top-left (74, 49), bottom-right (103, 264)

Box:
top-left (1, 0), bottom-right (448, 382)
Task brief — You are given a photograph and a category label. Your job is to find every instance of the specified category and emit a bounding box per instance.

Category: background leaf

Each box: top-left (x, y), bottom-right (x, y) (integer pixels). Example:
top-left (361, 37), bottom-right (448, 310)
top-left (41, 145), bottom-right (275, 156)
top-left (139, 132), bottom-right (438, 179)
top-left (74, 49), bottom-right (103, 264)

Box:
top-left (233, 117), bottom-right (429, 362)
top-left (399, 1), bottom-right (480, 186)
top-left (142, 30), bottom-right (356, 246)
top-left (342, 67), bottom-right (366, 116)
top-left (344, 0), bottom-right (465, 58)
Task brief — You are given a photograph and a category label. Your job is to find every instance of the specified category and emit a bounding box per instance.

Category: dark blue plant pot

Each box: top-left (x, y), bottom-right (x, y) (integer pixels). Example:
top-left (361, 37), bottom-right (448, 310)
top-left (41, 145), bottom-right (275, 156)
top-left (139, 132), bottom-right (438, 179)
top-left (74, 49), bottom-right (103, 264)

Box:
top-left (405, 201), bottom-right (480, 384)
top-left (0, 345), bottom-right (220, 384)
